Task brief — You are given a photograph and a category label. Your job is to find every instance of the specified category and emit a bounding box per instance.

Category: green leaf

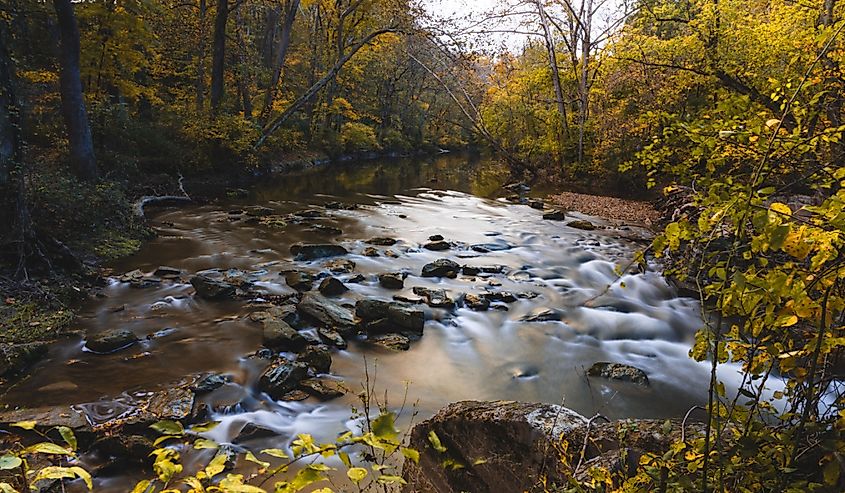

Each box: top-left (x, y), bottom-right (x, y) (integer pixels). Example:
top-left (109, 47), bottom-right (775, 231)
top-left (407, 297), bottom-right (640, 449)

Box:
top-left (0, 482), bottom-right (18, 493)
top-left (428, 430), bottom-right (447, 453)
top-left (150, 420), bottom-right (184, 436)
top-left (25, 442), bottom-right (72, 455)
top-left (259, 448), bottom-right (289, 459)
top-left (11, 420), bottom-right (36, 430)
top-left (57, 426), bottom-right (77, 451)
top-left (31, 466), bottom-right (92, 489)
top-left (372, 412), bottom-right (399, 442)
top-left (347, 467), bottom-right (368, 483)
top-left (244, 451), bottom-right (269, 468)
top-left (191, 421), bottom-right (220, 433)
top-left (0, 455), bottom-right (22, 470)
top-left (376, 474), bottom-right (407, 485)
top-left (193, 438), bottom-right (218, 450)
top-left (205, 452), bottom-right (228, 478)
top-left (401, 447), bottom-right (420, 464)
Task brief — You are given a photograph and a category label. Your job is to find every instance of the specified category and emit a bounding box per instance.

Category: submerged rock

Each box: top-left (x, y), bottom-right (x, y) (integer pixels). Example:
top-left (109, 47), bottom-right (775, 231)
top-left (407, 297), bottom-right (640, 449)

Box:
top-left (86, 330), bottom-right (139, 354)
top-left (461, 265), bottom-right (506, 276)
top-left (379, 272), bottom-right (406, 289)
top-left (194, 373), bottom-right (232, 393)
top-left (249, 305), bottom-right (297, 325)
top-left (412, 287), bottom-right (454, 308)
top-left (369, 333), bottom-right (410, 351)
top-left (587, 362), bottom-right (649, 386)
top-left (284, 271), bottom-right (314, 291)
top-left (568, 220), bottom-right (597, 230)
top-left (298, 293), bottom-right (356, 329)
top-left (290, 243), bottom-right (348, 261)
top-left (520, 308), bottom-right (563, 322)
top-left (421, 258), bottom-right (460, 278)
top-left (258, 361), bottom-right (308, 399)
top-left (463, 293), bottom-right (490, 311)
top-left (190, 275), bottom-right (236, 300)
top-left (368, 237), bottom-right (398, 246)
top-left (324, 258), bottom-right (356, 274)
top-left (424, 240), bottom-right (450, 251)
top-left (470, 242), bottom-right (513, 253)
top-left (319, 276), bottom-right (348, 296)
top-left (299, 378), bottom-right (346, 400)
top-left (543, 209), bottom-right (566, 221)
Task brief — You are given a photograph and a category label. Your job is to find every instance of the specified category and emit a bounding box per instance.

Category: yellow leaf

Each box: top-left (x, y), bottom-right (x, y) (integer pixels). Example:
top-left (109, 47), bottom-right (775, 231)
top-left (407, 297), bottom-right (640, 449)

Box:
top-left (204, 452), bottom-right (228, 478)
top-left (770, 202), bottom-right (791, 216)
top-left (347, 467), bottom-right (368, 483)
top-left (25, 443), bottom-right (72, 455)
top-left (11, 421), bottom-right (36, 430)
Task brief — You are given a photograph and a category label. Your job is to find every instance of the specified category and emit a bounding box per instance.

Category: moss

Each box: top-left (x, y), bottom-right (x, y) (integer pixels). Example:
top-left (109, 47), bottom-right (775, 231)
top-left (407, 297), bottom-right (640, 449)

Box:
top-left (91, 230), bottom-right (143, 261)
top-left (0, 301), bottom-right (75, 344)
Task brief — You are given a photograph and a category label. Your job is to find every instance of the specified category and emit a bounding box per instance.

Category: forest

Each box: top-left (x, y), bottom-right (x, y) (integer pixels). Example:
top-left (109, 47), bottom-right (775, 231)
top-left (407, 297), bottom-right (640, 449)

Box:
top-left (1, 0), bottom-right (845, 492)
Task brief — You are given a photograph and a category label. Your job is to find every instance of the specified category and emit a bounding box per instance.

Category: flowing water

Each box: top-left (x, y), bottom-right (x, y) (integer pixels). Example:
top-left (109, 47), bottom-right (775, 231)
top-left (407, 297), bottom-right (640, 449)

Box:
top-left (2, 154), bottom-right (714, 490)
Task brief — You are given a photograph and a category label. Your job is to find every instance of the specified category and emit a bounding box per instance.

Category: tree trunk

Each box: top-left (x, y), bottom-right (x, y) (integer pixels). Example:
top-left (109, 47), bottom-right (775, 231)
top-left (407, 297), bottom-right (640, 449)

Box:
top-left (52, 0), bottom-right (98, 181)
top-left (536, 0), bottom-right (569, 140)
top-left (235, 7), bottom-right (253, 119)
top-left (261, 6), bottom-right (281, 70)
top-left (196, 0), bottom-right (207, 111)
top-left (210, 0), bottom-right (228, 114)
top-left (577, 0), bottom-right (593, 166)
top-left (259, 0), bottom-right (300, 125)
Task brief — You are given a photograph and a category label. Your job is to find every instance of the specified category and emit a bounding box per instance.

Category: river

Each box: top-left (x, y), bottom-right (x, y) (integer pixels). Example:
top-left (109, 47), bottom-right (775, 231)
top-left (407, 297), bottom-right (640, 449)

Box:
top-left (2, 153), bottom-right (710, 490)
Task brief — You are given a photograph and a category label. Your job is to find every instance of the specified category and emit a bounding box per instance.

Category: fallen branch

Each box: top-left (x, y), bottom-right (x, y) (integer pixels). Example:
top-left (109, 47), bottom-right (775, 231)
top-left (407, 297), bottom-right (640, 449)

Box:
top-left (133, 174), bottom-right (192, 220)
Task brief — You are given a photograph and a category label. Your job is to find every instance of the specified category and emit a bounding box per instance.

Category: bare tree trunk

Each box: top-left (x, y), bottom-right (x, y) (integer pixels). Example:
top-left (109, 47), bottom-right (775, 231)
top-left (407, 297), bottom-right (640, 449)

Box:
top-left (259, 0), bottom-right (300, 125)
top-left (577, 0), bottom-right (593, 166)
top-left (210, 0), bottom-right (228, 114)
top-left (235, 7), bottom-right (253, 119)
top-left (535, 0), bottom-right (569, 139)
top-left (261, 5), bottom-right (281, 70)
top-left (52, 0), bottom-right (98, 181)
top-left (196, 0), bottom-right (207, 111)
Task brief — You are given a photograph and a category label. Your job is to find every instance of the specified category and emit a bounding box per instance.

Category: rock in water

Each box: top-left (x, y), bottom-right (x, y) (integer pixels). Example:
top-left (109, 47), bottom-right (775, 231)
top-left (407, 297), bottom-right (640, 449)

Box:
top-left (528, 199), bottom-right (544, 210)
top-left (258, 361), bottom-right (308, 399)
top-left (284, 271), bottom-right (314, 291)
top-left (324, 258), bottom-right (356, 274)
top-left (86, 330), bottom-right (139, 354)
top-left (424, 240), bottom-right (450, 251)
top-left (355, 300), bottom-right (424, 335)
top-left (368, 237), bottom-right (397, 246)
top-left (262, 320), bottom-right (307, 351)
top-left (463, 293), bottom-right (490, 311)
top-left (402, 400), bottom-right (587, 492)
top-left (568, 220), bottom-right (597, 231)
top-left (299, 378), bottom-right (346, 400)
top-left (543, 209), bottom-right (566, 221)
top-left (298, 293), bottom-right (357, 329)
top-left (362, 247), bottom-right (380, 257)
top-left (318, 327), bottom-right (347, 349)
top-left (412, 287), bottom-right (454, 308)
top-left (421, 258), bottom-right (460, 278)
top-left (290, 243), bottom-right (348, 261)
top-left (297, 344), bottom-right (332, 374)
top-left (369, 333), bottom-right (410, 351)
top-left (520, 307), bottom-right (563, 322)
top-left (190, 275), bottom-right (236, 299)
top-left (587, 362), bottom-right (649, 386)
top-left (379, 272), bottom-right (405, 289)
top-left (319, 276), bottom-right (348, 296)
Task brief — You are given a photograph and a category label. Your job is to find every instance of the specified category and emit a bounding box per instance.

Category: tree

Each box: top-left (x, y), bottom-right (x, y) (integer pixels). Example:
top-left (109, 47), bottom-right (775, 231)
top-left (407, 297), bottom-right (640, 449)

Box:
top-left (210, 0), bottom-right (228, 114)
top-left (52, 0), bottom-right (97, 181)
top-left (259, 0), bottom-right (300, 125)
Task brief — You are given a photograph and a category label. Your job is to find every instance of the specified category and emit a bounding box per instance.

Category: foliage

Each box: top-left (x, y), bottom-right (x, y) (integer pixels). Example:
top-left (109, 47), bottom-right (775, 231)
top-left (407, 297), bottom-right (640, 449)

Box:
top-left (0, 421), bottom-right (92, 492)
top-left (340, 122), bottom-right (380, 153)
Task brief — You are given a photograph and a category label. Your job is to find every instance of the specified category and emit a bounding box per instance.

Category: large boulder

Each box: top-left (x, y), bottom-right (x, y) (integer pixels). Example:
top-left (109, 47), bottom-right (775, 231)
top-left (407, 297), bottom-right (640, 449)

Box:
top-left (355, 300), bottom-right (424, 335)
top-left (298, 293), bottom-right (357, 329)
top-left (190, 275), bottom-right (236, 299)
top-left (290, 244), bottom-right (349, 261)
top-left (402, 400), bottom-right (587, 493)
top-left (85, 330), bottom-right (139, 354)
top-left (262, 320), bottom-right (307, 352)
top-left (319, 276), bottom-right (348, 296)
top-left (421, 259), bottom-right (460, 278)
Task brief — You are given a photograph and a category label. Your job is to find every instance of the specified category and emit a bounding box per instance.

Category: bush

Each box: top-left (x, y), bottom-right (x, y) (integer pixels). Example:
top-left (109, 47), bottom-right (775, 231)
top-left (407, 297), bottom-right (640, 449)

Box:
top-left (340, 122), bottom-right (379, 153)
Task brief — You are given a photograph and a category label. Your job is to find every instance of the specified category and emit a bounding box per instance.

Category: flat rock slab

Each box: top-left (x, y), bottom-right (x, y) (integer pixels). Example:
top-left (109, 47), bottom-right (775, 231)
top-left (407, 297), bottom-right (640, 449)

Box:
top-left (290, 244), bottom-right (348, 261)
top-left (298, 293), bottom-right (357, 329)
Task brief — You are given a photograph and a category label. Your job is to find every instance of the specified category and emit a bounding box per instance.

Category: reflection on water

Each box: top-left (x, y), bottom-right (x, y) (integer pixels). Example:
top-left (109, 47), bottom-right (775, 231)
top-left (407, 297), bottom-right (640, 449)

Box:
top-left (2, 154), bottom-right (711, 491)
